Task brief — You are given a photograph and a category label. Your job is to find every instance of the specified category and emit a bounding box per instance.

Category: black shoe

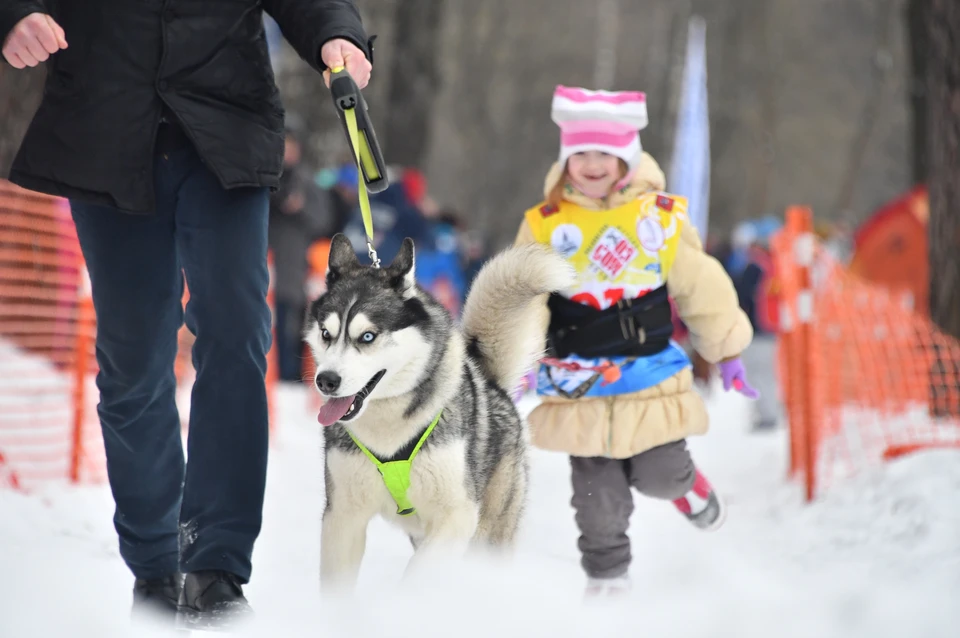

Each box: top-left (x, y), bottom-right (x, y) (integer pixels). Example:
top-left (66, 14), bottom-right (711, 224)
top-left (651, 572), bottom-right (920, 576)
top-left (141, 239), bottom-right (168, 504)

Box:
top-left (177, 570), bottom-right (253, 632)
top-left (132, 574), bottom-right (182, 624)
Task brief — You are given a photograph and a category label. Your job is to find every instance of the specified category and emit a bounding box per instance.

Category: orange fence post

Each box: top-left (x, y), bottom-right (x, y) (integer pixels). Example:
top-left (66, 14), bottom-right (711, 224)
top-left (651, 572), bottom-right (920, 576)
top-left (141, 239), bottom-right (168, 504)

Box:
top-left (174, 284), bottom-right (191, 387)
top-left (70, 265), bottom-right (95, 483)
top-left (771, 227), bottom-right (798, 478)
top-left (265, 250), bottom-right (279, 438)
top-left (785, 207), bottom-right (818, 502)
top-left (302, 239), bottom-right (332, 413)
top-left (774, 207), bottom-right (820, 500)
top-left (266, 283), bottom-right (278, 437)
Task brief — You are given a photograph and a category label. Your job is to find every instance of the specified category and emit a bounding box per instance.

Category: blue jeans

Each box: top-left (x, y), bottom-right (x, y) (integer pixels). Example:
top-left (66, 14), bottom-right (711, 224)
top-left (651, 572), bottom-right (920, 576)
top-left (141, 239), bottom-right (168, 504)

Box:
top-left (70, 143), bottom-right (272, 583)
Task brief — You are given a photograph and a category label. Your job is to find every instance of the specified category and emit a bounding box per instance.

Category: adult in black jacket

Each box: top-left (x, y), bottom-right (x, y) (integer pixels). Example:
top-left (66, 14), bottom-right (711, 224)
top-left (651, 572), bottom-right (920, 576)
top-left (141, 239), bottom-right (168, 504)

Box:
top-left (1, 1), bottom-right (372, 629)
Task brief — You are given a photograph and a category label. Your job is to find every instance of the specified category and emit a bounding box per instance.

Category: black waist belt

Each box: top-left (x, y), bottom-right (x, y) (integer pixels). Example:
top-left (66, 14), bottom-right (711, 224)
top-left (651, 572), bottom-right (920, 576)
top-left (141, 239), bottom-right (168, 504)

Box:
top-left (547, 285), bottom-right (673, 359)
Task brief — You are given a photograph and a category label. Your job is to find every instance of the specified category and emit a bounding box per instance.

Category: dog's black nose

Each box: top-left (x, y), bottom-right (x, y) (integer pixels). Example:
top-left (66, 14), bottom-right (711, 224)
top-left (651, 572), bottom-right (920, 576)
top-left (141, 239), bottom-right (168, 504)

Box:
top-left (316, 371), bottom-right (341, 394)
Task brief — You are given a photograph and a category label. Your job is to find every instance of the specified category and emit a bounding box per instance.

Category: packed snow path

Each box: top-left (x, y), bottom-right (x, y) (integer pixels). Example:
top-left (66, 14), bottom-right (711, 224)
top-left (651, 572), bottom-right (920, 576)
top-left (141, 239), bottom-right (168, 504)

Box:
top-left (2, 383), bottom-right (959, 637)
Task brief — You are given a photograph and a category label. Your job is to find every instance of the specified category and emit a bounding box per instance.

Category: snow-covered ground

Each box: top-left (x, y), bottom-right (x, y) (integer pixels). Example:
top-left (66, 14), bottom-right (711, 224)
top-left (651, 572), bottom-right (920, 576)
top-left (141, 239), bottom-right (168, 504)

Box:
top-left (2, 382), bottom-right (959, 638)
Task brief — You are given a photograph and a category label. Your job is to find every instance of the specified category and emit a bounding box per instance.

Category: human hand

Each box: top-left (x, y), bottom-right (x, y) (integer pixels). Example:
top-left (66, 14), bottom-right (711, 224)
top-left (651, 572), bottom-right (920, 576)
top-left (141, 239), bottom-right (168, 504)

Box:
top-left (717, 357), bottom-right (760, 399)
top-left (320, 38), bottom-right (371, 89)
top-left (2, 13), bottom-right (67, 69)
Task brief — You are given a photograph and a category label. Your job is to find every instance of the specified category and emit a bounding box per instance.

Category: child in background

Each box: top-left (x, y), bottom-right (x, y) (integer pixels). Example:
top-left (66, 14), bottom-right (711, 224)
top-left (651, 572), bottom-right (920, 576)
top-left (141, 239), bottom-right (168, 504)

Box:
top-left (733, 222), bottom-right (783, 430)
top-left (515, 86), bottom-right (758, 597)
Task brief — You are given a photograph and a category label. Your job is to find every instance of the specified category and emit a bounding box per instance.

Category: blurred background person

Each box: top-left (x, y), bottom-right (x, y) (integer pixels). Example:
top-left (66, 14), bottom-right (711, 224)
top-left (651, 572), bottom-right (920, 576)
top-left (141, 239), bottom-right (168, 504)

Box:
top-left (731, 219), bottom-right (783, 431)
top-left (269, 115), bottom-right (340, 383)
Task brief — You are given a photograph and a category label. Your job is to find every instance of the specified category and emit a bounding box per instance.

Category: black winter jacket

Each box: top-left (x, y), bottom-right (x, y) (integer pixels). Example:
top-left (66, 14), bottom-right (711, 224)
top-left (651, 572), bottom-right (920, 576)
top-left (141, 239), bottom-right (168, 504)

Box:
top-left (0, 0), bottom-right (369, 213)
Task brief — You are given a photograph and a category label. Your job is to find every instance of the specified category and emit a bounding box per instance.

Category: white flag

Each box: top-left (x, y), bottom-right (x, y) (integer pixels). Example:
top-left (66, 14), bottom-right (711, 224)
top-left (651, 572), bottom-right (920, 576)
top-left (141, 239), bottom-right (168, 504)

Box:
top-left (669, 16), bottom-right (711, 242)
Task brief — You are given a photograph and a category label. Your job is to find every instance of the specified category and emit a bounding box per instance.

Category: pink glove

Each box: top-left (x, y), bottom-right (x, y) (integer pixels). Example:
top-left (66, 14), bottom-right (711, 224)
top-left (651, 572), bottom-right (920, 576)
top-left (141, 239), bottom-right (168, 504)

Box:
top-left (718, 358), bottom-right (760, 399)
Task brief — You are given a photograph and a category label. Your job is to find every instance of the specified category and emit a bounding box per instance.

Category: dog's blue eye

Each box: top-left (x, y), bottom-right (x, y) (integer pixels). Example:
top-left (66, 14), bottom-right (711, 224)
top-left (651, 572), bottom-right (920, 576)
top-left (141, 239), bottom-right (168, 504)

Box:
top-left (360, 331), bottom-right (376, 343)
top-left (320, 328), bottom-right (331, 341)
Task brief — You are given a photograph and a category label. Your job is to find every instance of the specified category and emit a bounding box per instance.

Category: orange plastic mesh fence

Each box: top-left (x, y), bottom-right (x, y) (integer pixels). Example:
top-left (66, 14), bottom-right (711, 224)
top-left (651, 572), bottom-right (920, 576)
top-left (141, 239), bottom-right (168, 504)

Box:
top-left (0, 180), bottom-right (278, 489)
top-left (773, 206), bottom-right (960, 501)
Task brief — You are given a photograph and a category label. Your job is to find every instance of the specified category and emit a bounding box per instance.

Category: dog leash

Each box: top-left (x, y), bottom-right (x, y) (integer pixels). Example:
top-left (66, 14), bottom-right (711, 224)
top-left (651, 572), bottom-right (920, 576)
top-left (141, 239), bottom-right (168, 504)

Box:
top-left (540, 357), bottom-right (624, 385)
top-left (539, 356), bottom-right (629, 400)
top-left (329, 66), bottom-right (389, 268)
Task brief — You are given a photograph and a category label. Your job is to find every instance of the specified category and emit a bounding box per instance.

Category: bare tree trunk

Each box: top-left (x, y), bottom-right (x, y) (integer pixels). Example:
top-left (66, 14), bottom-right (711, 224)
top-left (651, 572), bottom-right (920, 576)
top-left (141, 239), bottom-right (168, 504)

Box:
top-left (382, 0), bottom-right (445, 168)
top-left (907, 0), bottom-right (929, 183)
top-left (833, 0), bottom-right (896, 224)
top-left (926, 0), bottom-right (960, 340)
top-left (0, 64), bottom-right (45, 175)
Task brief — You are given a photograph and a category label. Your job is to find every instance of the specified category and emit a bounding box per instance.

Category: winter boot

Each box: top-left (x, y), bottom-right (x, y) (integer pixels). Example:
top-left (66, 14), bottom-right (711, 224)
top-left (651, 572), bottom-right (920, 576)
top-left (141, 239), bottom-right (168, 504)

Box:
top-left (131, 573), bottom-right (182, 625)
top-left (672, 468), bottom-right (726, 531)
top-left (584, 575), bottom-right (632, 601)
top-left (177, 570), bottom-right (253, 632)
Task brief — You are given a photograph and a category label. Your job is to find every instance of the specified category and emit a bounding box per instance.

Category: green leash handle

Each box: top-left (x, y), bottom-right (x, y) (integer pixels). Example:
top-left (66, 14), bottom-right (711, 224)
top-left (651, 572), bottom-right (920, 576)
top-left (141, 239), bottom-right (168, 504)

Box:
top-left (329, 66), bottom-right (389, 267)
top-left (329, 67), bottom-right (389, 195)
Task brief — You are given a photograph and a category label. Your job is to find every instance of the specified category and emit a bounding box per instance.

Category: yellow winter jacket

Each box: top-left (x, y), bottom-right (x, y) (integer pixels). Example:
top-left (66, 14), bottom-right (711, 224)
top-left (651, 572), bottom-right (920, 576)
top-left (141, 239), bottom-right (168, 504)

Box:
top-left (516, 153), bottom-right (753, 458)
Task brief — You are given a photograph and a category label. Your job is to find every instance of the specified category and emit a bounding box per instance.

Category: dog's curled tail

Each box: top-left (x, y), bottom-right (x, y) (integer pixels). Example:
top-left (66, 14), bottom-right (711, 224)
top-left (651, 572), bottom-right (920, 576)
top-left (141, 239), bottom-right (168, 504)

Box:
top-left (460, 242), bottom-right (576, 394)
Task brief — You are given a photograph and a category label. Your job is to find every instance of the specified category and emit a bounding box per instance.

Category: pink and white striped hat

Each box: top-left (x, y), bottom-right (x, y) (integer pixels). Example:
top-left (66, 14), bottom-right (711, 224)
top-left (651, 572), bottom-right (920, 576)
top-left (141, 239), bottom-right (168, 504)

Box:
top-left (551, 85), bottom-right (648, 184)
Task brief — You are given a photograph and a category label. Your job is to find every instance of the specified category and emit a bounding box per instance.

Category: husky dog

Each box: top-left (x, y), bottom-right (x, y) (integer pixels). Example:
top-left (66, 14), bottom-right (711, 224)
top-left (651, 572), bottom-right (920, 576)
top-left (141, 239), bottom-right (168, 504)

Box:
top-left (304, 233), bottom-right (574, 591)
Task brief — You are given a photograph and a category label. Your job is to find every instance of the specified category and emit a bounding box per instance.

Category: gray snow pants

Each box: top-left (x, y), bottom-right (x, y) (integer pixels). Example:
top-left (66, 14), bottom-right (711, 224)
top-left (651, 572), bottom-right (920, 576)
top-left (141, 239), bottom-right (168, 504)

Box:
top-left (570, 439), bottom-right (695, 579)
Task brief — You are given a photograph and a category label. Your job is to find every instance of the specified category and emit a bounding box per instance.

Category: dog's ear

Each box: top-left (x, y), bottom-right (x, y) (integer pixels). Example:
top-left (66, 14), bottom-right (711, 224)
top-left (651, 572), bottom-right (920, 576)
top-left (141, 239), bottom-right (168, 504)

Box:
top-left (326, 233), bottom-right (359, 285)
top-left (387, 237), bottom-right (416, 294)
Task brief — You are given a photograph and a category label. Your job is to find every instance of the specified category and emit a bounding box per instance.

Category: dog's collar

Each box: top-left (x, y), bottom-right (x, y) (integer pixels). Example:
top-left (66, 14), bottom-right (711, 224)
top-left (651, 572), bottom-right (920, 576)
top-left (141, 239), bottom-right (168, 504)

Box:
top-left (346, 411), bottom-right (443, 517)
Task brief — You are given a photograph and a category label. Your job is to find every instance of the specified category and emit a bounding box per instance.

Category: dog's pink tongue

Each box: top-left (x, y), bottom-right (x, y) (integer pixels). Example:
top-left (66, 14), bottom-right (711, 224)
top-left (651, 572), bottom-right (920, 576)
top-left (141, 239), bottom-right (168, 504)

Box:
top-left (317, 396), bottom-right (356, 427)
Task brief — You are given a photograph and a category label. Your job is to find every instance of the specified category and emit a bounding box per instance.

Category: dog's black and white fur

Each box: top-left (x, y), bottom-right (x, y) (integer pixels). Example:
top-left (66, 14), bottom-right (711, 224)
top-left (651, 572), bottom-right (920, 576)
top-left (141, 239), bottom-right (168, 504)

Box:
top-left (304, 233), bottom-right (574, 591)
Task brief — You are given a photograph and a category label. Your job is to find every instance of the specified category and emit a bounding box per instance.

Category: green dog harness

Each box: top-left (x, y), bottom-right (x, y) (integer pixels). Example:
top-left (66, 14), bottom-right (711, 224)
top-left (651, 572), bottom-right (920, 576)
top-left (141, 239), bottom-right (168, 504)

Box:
top-left (347, 411), bottom-right (442, 516)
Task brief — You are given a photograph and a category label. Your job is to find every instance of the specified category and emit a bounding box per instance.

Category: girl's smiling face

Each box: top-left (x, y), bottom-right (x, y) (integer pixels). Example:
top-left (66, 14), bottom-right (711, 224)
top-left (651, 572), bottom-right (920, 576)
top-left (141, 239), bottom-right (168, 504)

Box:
top-left (566, 151), bottom-right (623, 197)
